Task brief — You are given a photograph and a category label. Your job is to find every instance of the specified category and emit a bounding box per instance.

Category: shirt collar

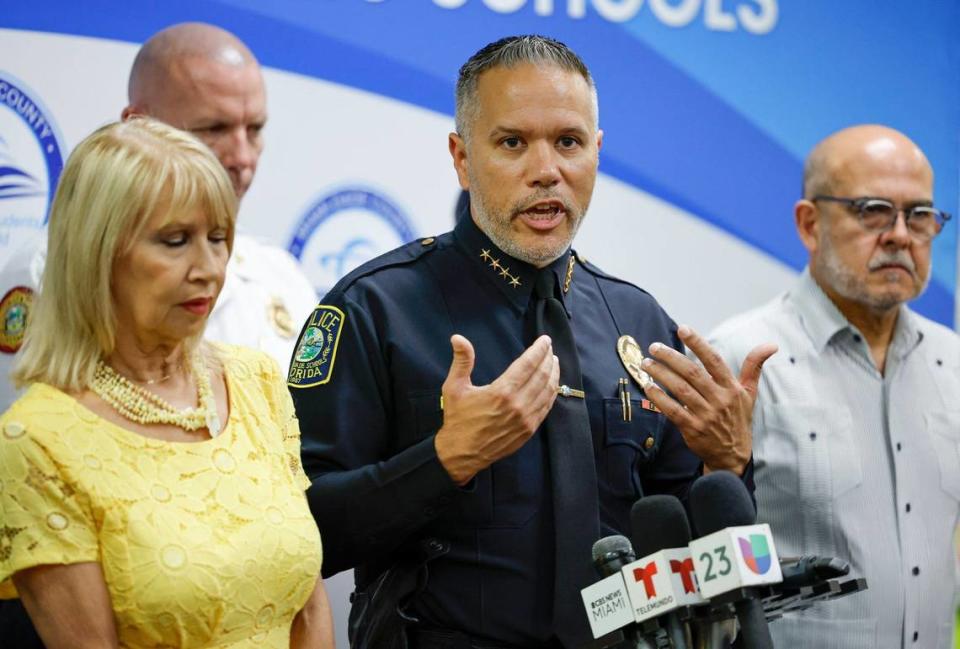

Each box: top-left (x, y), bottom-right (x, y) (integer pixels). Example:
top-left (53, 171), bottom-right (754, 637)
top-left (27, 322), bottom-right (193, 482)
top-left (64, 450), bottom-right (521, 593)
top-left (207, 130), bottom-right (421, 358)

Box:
top-left (788, 268), bottom-right (849, 351)
top-left (789, 267), bottom-right (922, 354)
top-left (889, 305), bottom-right (924, 361)
top-left (453, 215), bottom-right (574, 315)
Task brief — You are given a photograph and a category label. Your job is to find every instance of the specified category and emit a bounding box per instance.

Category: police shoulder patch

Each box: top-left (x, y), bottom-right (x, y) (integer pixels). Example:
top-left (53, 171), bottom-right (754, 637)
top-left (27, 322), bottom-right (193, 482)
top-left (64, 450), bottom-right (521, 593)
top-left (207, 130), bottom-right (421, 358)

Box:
top-left (0, 286), bottom-right (34, 354)
top-left (288, 305), bottom-right (345, 388)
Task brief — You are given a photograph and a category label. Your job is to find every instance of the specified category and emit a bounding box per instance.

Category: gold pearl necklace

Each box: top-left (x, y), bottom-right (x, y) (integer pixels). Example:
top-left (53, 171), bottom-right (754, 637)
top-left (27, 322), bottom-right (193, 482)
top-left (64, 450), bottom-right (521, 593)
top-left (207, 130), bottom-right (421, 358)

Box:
top-left (91, 351), bottom-right (222, 436)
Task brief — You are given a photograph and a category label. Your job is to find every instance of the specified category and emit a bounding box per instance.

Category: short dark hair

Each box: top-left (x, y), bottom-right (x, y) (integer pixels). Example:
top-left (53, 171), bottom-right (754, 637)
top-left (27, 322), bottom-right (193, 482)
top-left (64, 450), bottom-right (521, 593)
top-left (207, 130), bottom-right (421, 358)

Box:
top-left (454, 35), bottom-right (598, 141)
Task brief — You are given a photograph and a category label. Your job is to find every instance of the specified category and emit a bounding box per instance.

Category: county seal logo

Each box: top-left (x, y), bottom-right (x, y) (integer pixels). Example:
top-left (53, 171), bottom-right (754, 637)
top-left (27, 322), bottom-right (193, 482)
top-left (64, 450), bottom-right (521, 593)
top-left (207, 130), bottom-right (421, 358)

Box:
top-left (0, 71), bottom-right (64, 251)
top-left (287, 186), bottom-right (416, 296)
top-left (0, 286), bottom-right (33, 353)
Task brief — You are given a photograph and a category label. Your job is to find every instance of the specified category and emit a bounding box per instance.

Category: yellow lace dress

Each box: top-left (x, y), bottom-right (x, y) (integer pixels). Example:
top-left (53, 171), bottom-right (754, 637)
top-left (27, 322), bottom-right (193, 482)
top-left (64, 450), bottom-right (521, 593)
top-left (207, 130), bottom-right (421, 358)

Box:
top-left (0, 344), bottom-right (322, 648)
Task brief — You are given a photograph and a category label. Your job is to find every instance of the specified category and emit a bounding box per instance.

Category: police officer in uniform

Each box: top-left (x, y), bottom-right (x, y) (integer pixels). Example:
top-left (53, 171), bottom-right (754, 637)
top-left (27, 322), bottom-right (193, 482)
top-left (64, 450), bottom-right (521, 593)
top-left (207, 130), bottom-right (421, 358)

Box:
top-left (0, 23), bottom-right (318, 646)
top-left (290, 36), bottom-right (775, 649)
top-left (0, 22), bottom-right (317, 412)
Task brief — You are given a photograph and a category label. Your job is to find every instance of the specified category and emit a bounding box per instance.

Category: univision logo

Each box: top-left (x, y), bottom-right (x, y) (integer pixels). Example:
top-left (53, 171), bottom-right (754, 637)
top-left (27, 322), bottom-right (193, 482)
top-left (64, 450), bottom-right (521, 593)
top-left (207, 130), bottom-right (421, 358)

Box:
top-left (737, 534), bottom-right (772, 575)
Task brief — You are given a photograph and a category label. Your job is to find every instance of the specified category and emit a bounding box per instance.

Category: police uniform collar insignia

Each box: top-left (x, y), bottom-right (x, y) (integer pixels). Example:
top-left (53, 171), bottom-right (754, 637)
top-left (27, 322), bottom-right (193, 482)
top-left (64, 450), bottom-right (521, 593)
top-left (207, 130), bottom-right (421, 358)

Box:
top-left (454, 217), bottom-right (577, 313)
top-left (563, 254), bottom-right (575, 294)
top-left (288, 305), bottom-right (345, 388)
top-left (617, 334), bottom-right (654, 391)
top-left (268, 295), bottom-right (296, 339)
top-left (0, 286), bottom-right (33, 354)
top-left (480, 249), bottom-right (521, 288)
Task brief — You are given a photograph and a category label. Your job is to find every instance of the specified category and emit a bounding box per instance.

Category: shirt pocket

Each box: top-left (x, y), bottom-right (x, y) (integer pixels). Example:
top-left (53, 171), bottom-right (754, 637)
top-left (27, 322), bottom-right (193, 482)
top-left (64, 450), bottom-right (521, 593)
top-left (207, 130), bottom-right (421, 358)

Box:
top-left (602, 399), bottom-right (665, 499)
top-left (758, 403), bottom-right (862, 503)
top-left (926, 410), bottom-right (960, 501)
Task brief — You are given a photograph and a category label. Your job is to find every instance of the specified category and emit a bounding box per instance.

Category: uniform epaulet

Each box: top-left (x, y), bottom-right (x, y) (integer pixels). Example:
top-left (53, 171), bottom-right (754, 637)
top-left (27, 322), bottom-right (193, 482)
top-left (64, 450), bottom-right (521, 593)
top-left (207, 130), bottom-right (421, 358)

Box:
top-left (328, 235), bottom-right (444, 295)
top-left (574, 251), bottom-right (652, 297)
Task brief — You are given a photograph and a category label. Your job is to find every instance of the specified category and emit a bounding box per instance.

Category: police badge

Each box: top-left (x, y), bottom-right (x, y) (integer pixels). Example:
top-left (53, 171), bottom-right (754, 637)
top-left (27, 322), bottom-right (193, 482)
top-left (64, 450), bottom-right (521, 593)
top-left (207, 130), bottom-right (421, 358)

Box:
top-left (616, 334), bottom-right (654, 391)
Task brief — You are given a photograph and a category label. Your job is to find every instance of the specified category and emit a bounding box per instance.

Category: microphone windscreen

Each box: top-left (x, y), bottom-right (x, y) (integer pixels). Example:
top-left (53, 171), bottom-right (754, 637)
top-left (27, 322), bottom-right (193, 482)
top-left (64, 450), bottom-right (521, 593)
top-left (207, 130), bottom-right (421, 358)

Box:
top-left (629, 495), bottom-right (691, 557)
top-left (591, 534), bottom-right (635, 577)
top-left (689, 470), bottom-right (756, 536)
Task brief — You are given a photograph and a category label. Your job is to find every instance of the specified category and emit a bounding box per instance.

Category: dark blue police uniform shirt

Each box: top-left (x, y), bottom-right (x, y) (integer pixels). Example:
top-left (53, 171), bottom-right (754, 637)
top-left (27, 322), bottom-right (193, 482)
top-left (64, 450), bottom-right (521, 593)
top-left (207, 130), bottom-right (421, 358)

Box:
top-left (290, 216), bottom-right (705, 646)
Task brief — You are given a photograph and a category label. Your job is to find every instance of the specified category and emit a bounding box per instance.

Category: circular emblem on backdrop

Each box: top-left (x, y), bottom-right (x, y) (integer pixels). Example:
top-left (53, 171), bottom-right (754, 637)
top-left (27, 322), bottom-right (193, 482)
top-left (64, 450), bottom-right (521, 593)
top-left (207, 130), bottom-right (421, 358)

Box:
top-left (0, 286), bottom-right (34, 353)
top-left (287, 187), bottom-right (416, 295)
top-left (0, 72), bottom-right (65, 239)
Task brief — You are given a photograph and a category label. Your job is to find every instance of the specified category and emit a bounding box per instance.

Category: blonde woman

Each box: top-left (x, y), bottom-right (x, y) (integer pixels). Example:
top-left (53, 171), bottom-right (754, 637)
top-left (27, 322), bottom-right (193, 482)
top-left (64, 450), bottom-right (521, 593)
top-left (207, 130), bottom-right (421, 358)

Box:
top-left (0, 118), bottom-right (334, 648)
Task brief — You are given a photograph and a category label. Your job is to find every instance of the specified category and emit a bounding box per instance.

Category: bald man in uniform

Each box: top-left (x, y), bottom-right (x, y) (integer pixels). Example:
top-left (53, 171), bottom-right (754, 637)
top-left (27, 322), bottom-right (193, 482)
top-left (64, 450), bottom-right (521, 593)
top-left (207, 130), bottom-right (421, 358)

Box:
top-left (710, 125), bottom-right (959, 648)
top-left (0, 23), bottom-right (319, 645)
top-left (0, 23), bottom-right (317, 410)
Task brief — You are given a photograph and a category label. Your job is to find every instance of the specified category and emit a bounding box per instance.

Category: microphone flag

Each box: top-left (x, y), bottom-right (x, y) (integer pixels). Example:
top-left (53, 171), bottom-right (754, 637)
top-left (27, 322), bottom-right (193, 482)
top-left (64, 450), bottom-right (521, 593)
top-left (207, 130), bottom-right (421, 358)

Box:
top-left (621, 548), bottom-right (706, 623)
top-left (688, 523), bottom-right (783, 599)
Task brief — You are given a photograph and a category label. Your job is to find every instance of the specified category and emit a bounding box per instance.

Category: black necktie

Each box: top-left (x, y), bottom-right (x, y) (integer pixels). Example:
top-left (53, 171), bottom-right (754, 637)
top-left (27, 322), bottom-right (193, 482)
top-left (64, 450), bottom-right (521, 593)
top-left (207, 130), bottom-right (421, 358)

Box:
top-left (533, 268), bottom-right (600, 648)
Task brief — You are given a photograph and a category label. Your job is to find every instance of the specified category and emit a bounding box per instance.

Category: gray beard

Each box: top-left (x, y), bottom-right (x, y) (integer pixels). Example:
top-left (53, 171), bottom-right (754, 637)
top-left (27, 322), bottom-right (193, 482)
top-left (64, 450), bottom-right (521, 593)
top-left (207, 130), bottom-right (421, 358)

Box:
top-left (817, 231), bottom-right (929, 313)
top-left (468, 187), bottom-right (584, 268)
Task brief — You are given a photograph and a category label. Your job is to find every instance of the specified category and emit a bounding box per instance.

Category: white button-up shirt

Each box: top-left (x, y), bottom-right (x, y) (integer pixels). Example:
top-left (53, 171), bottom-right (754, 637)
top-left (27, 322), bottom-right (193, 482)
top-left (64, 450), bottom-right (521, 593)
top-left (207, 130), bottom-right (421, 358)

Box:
top-left (710, 269), bottom-right (960, 649)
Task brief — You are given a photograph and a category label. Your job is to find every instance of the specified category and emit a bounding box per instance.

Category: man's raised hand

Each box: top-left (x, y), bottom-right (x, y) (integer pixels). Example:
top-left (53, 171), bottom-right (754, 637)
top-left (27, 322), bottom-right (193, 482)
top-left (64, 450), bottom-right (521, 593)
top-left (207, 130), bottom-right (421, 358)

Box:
top-left (435, 334), bottom-right (559, 485)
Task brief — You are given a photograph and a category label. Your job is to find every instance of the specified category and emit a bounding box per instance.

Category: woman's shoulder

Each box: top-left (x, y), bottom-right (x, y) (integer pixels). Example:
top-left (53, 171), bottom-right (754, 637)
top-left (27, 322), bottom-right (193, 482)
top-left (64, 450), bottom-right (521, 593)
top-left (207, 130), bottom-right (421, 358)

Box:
top-left (2, 383), bottom-right (76, 423)
top-left (0, 383), bottom-right (88, 452)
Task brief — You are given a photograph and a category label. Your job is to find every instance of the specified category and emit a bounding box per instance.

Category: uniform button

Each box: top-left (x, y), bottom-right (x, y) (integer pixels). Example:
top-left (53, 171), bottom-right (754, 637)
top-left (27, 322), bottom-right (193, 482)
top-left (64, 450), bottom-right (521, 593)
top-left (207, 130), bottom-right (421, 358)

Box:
top-left (438, 495), bottom-right (451, 506)
top-left (421, 237), bottom-right (435, 246)
top-left (644, 437), bottom-right (654, 449)
top-left (896, 442), bottom-right (902, 451)
top-left (913, 632), bottom-right (919, 642)
top-left (936, 359), bottom-right (943, 366)
top-left (789, 356), bottom-right (796, 364)
top-left (911, 566), bottom-right (919, 576)
top-left (809, 431), bottom-right (817, 441)
top-left (905, 503), bottom-right (911, 512)
top-left (423, 507), bottom-right (436, 517)
top-left (853, 334), bottom-right (862, 343)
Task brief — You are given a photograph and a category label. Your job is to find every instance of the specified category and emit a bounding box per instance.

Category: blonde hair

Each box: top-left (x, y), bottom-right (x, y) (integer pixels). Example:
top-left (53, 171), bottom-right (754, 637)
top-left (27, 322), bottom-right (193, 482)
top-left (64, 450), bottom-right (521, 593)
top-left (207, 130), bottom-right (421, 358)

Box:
top-left (14, 117), bottom-right (237, 391)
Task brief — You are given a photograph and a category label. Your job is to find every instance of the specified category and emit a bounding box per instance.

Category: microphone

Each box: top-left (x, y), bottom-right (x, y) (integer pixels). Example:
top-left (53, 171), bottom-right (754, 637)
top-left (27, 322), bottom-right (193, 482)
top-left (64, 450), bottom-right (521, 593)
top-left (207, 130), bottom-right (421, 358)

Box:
top-left (688, 471), bottom-right (781, 649)
top-left (779, 555), bottom-right (850, 589)
top-left (594, 534), bottom-right (637, 576)
top-left (581, 536), bottom-right (656, 649)
top-left (623, 495), bottom-right (702, 649)
top-left (763, 555), bottom-right (855, 620)
top-left (581, 536), bottom-right (641, 640)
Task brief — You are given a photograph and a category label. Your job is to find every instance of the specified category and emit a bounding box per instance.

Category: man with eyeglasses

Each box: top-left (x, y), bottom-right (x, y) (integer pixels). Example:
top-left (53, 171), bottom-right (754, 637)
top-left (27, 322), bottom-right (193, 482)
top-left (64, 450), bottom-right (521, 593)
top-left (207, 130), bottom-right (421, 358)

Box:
top-left (710, 124), bottom-right (959, 649)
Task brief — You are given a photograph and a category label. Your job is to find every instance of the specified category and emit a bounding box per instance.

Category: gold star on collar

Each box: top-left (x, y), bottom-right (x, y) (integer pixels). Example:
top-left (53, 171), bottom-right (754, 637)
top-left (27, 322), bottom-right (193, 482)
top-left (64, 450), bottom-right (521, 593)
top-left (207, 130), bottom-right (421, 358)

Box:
top-left (478, 250), bottom-right (522, 288)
